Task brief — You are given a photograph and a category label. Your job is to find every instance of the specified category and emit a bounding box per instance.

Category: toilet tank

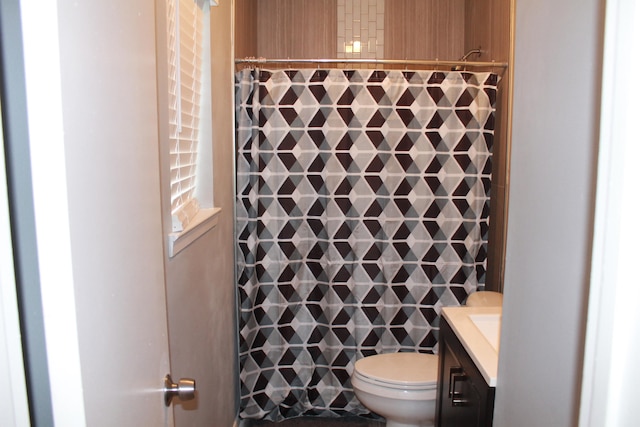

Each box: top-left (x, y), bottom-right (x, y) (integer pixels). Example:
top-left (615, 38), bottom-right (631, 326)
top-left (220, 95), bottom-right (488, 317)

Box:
top-left (466, 291), bottom-right (503, 307)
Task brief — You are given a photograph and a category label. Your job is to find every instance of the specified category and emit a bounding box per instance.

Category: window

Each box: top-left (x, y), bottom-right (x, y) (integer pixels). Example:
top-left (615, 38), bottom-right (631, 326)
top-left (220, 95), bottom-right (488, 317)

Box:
top-left (165, 0), bottom-right (221, 257)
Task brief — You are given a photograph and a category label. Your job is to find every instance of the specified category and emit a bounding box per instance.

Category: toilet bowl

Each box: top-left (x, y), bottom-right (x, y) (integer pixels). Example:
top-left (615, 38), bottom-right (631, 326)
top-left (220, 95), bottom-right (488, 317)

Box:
top-left (351, 352), bottom-right (438, 427)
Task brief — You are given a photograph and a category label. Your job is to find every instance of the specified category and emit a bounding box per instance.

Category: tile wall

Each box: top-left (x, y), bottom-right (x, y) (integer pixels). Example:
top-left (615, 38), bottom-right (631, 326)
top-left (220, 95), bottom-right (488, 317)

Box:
top-left (337, 0), bottom-right (385, 59)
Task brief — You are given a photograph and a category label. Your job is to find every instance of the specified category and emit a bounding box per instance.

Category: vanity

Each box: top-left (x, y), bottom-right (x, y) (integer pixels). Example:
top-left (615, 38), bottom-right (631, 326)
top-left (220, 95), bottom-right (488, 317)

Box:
top-left (436, 306), bottom-right (501, 427)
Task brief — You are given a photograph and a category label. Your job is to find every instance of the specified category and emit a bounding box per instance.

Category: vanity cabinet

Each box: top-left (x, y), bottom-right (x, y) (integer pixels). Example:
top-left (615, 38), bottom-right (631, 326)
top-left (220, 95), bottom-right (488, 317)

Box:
top-left (436, 317), bottom-right (496, 427)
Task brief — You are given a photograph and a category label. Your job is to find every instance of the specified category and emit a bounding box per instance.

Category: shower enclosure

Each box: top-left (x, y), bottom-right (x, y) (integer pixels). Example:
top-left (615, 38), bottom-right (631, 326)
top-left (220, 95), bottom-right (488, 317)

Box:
top-left (235, 67), bottom-right (499, 420)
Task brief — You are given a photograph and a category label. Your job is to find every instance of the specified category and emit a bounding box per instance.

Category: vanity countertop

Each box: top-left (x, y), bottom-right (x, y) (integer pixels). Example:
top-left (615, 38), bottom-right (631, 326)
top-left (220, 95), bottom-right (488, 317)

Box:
top-left (441, 306), bottom-right (501, 387)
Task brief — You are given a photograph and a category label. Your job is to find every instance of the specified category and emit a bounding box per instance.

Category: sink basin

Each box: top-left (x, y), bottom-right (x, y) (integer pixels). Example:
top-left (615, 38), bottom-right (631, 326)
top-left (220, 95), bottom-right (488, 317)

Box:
top-left (468, 314), bottom-right (501, 351)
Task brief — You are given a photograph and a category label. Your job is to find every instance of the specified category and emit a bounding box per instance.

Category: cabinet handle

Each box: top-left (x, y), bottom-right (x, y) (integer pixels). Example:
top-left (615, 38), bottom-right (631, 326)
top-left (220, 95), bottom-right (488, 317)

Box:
top-left (449, 367), bottom-right (469, 406)
top-left (452, 396), bottom-right (470, 406)
top-left (448, 367), bottom-right (465, 398)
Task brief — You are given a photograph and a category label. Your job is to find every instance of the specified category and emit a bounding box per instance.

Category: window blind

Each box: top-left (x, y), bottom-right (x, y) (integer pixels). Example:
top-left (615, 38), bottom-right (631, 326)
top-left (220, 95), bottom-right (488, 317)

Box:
top-left (167, 0), bottom-right (204, 231)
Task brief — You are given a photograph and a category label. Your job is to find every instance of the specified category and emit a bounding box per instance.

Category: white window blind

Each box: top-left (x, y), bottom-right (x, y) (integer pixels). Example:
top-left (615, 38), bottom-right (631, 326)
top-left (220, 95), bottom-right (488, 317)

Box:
top-left (167, 0), bottom-right (205, 232)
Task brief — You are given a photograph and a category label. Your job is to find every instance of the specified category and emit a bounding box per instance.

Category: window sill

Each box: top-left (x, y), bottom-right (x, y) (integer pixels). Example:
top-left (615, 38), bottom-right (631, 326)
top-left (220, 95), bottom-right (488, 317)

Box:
top-left (168, 207), bottom-right (222, 258)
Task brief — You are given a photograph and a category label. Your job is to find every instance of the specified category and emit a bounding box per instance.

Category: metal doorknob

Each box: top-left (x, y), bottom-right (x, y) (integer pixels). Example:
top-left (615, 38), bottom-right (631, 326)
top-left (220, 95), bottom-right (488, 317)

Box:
top-left (164, 374), bottom-right (196, 406)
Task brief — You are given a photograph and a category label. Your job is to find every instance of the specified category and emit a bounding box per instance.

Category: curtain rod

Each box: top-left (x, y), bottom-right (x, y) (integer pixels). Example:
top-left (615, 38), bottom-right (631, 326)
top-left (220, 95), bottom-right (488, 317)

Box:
top-left (234, 57), bottom-right (508, 69)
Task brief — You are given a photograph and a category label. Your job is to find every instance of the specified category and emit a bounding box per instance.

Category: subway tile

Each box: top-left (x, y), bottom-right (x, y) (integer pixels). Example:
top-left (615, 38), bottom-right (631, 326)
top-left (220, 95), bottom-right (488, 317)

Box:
top-left (352, 39), bottom-right (362, 53)
top-left (337, 0), bottom-right (385, 59)
top-left (367, 39), bottom-right (376, 54)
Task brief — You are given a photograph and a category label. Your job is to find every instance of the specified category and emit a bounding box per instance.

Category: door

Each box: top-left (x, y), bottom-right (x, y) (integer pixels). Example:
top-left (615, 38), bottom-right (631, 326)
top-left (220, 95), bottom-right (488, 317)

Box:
top-left (14, 0), bottom-right (178, 425)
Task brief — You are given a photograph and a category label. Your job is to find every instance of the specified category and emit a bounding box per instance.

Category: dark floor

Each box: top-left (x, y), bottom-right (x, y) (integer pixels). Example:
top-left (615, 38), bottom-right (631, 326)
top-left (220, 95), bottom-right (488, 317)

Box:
top-left (246, 416), bottom-right (385, 427)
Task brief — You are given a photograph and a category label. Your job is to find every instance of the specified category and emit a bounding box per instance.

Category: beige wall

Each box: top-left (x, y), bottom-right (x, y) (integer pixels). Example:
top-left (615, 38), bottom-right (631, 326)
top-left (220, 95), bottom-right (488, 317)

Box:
top-left (164, 1), bottom-right (237, 425)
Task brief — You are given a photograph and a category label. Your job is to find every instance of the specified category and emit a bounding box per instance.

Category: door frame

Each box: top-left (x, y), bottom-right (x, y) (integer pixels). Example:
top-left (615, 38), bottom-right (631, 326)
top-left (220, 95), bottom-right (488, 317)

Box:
top-left (579, 0), bottom-right (640, 425)
top-left (0, 79), bottom-right (31, 427)
top-left (6, 1), bottom-right (87, 424)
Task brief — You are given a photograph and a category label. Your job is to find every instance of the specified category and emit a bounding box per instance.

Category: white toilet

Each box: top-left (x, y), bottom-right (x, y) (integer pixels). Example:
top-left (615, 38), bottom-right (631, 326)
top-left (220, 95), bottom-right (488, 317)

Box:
top-left (351, 352), bottom-right (438, 427)
top-left (465, 290), bottom-right (503, 307)
top-left (351, 291), bottom-right (502, 427)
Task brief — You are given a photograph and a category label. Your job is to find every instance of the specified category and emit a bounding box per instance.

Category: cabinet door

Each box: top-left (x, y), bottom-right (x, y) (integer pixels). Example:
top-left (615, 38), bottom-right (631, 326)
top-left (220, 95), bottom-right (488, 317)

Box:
top-left (436, 318), bottom-right (495, 427)
top-left (438, 338), bottom-right (482, 426)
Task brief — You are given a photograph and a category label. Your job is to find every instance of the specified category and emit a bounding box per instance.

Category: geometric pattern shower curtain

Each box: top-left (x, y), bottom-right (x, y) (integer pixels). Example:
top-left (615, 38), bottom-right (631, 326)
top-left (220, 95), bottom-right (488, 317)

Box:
top-left (235, 68), bottom-right (499, 421)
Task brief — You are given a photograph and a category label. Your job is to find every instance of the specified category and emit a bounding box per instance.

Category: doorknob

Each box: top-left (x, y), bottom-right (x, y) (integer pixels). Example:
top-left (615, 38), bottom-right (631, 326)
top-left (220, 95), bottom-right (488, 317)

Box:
top-left (164, 374), bottom-right (196, 406)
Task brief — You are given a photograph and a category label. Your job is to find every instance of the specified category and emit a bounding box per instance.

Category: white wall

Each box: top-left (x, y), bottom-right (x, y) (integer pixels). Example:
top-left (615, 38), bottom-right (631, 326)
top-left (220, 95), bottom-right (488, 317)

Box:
top-left (493, 0), bottom-right (603, 425)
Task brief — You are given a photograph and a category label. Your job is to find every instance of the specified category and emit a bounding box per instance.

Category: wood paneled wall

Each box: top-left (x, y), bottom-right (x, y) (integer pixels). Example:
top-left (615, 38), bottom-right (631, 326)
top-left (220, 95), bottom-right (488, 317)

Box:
top-left (384, 0), bottom-right (466, 61)
top-left (464, 0), bottom-right (512, 292)
top-left (235, 0), bottom-right (258, 58)
top-left (255, 0), bottom-right (337, 59)
top-left (233, 0), bottom-right (513, 292)
top-left (464, 0), bottom-right (511, 62)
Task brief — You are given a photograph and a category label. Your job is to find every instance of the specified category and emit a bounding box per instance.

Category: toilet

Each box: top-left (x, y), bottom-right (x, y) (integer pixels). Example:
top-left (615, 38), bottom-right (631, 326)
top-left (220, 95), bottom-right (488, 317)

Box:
top-left (351, 291), bottom-right (502, 427)
top-left (352, 352), bottom-right (438, 427)
top-left (465, 290), bottom-right (503, 307)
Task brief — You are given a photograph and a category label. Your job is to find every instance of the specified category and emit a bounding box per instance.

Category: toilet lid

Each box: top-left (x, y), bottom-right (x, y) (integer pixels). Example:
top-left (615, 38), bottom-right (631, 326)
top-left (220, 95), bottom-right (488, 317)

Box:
top-left (354, 353), bottom-right (438, 387)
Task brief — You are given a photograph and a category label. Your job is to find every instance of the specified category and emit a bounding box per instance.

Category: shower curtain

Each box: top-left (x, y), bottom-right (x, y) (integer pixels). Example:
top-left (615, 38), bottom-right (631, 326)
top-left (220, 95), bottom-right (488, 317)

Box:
top-left (235, 68), bottom-right (499, 421)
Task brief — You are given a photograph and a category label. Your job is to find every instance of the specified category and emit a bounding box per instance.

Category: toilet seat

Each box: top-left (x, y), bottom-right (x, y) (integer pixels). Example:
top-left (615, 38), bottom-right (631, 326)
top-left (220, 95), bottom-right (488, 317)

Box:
top-left (353, 353), bottom-right (438, 391)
